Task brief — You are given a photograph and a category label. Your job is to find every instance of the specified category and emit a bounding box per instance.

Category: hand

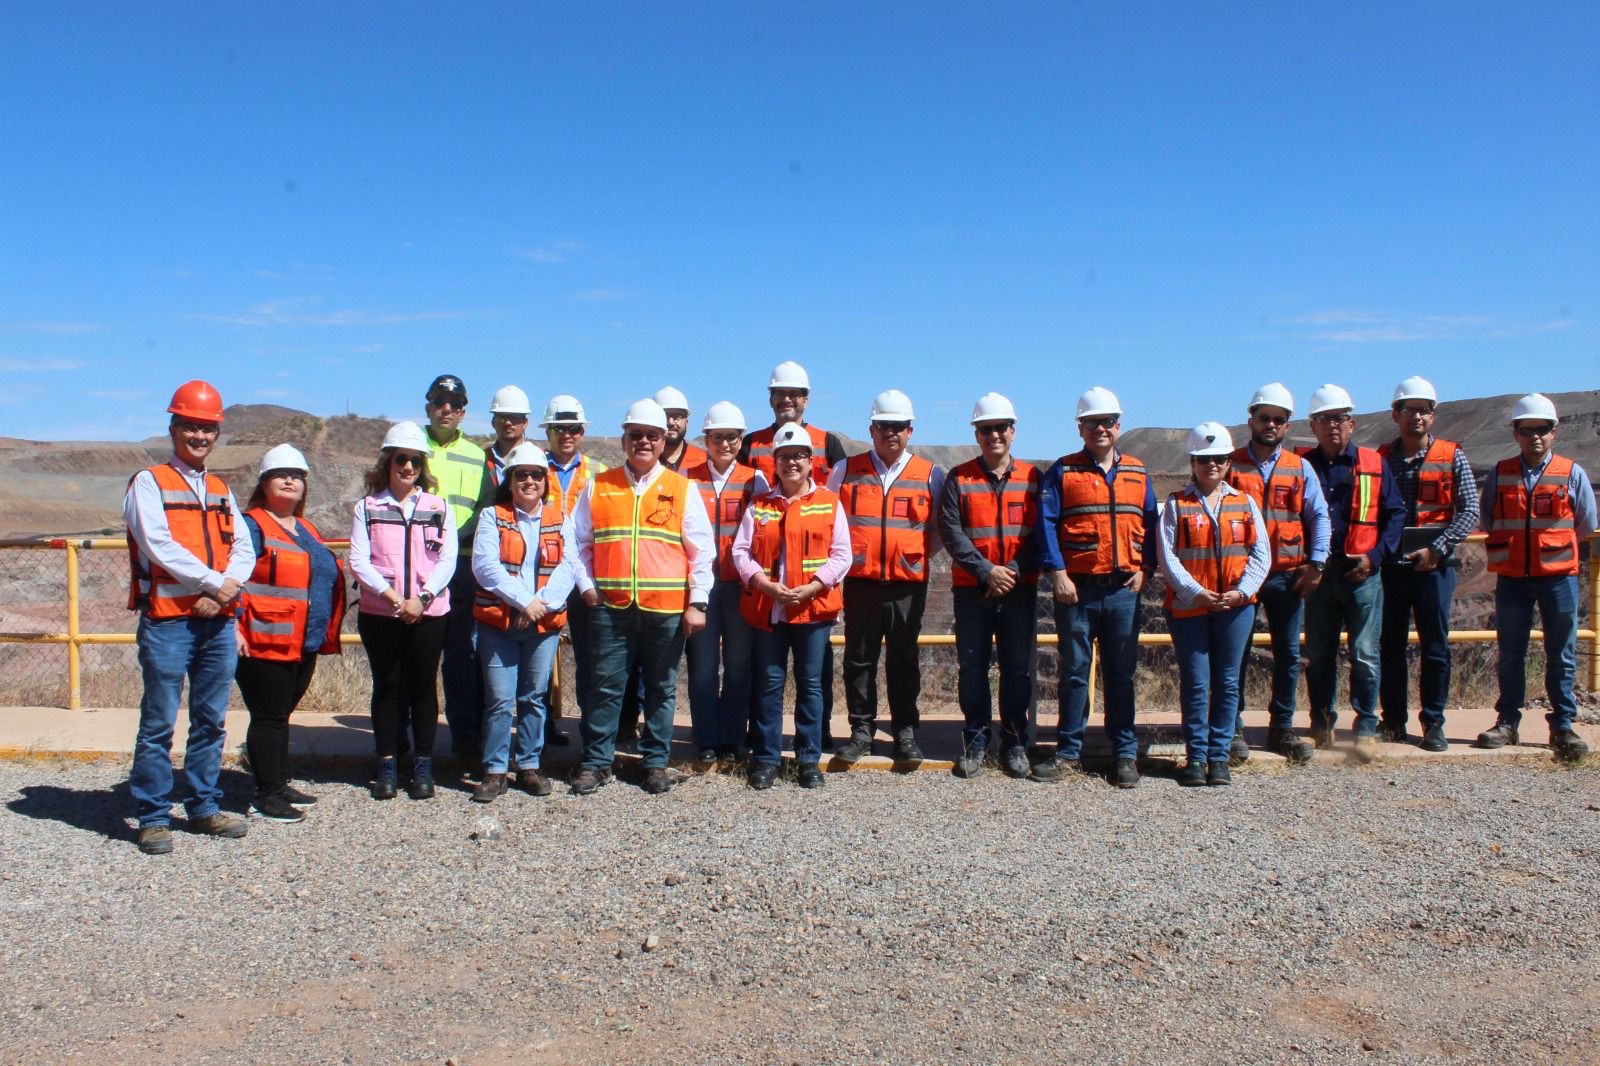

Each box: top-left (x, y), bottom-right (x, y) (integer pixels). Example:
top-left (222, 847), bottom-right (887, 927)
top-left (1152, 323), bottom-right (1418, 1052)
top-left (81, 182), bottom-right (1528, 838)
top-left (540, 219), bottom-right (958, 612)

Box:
top-left (190, 595), bottom-right (221, 619)
top-left (512, 613), bottom-right (531, 630)
top-left (1209, 589), bottom-right (1244, 612)
top-left (1127, 571), bottom-right (1146, 594)
top-left (761, 576), bottom-right (797, 604)
top-left (581, 588), bottom-right (601, 608)
top-left (1344, 556), bottom-right (1374, 583)
top-left (1292, 564), bottom-right (1323, 599)
top-left (1407, 546), bottom-right (1441, 573)
top-left (524, 600), bottom-right (549, 624)
top-left (1192, 588), bottom-right (1222, 611)
top-left (985, 566), bottom-right (1016, 597)
top-left (215, 578), bottom-right (242, 605)
top-left (1051, 571), bottom-right (1079, 605)
top-left (235, 626), bottom-right (249, 656)
top-left (793, 579), bottom-right (824, 605)
top-left (397, 596), bottom-right (424, 623)
top-left (682, 605), bottom-right (707, 637)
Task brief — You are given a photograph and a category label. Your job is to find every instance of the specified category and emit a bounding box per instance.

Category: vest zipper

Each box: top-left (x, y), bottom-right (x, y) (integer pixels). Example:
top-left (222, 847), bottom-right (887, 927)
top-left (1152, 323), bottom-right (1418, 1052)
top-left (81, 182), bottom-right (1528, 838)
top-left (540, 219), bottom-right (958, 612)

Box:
top-left (1107, 468), bottom-right (1121, 572)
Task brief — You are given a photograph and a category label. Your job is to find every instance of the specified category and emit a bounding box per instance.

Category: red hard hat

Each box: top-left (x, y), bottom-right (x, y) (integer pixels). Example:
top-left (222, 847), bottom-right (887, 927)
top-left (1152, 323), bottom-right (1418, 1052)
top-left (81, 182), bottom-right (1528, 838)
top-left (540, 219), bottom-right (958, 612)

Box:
top-left (167, 380), bottom-right (225, 423)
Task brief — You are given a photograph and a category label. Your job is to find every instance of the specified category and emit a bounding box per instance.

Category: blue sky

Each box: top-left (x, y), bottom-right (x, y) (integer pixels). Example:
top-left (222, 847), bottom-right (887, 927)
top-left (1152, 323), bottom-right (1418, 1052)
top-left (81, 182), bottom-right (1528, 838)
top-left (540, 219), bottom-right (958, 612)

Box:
top-left (2, 2), bottom-right (1595, 457)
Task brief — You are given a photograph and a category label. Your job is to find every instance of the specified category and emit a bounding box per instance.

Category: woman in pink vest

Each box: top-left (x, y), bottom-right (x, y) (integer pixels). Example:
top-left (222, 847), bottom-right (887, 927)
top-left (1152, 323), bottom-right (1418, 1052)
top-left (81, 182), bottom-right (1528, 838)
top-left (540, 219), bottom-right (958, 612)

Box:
top-left (348, 422), bottom-right (457, 800)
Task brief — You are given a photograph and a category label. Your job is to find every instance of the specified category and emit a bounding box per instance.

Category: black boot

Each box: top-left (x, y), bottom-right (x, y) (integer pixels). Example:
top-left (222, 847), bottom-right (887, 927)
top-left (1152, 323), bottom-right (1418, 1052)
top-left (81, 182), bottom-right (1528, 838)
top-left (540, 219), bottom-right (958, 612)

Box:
top-left (371, 757), bottom-right (398, 800)
top-left (408, 756), bottom-right (436, 800)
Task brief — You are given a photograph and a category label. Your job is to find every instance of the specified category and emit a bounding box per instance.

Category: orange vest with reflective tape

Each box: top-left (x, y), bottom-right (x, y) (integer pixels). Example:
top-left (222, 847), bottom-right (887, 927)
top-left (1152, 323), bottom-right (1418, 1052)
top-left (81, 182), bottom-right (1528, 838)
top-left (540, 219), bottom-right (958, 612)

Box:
top-left (473, 502), bottom-right (569, 632)
top-left (1226, 447), bottom-right (1306, 572)
top-left (949, 458), bottom-right (1039, 588)
top-left (1052, 451), bottom-right (1148, 575)
top-left (239, 511), bottom-right (345, 660)
top-left (1164, 492), bottom-right (1258, 618)
top-left (838, 453), bottom-right (936, 583)
top-left (738, 488), bottom-right (844, 631)
top-left (686, 460), bottom-right (756, 582)
top-left (1299, 445), bottom-right (1383, 556)
top-left (664, 441), bottom-right (708, 473)
top-left (126, 463), bottom-right (237, 619)
top-left (1486, 454), bottom-right (1579, 577)
top-left (544, 453), bottom-right (605, 524)
top-left (745, 423), bottom-right (832, 486)
top-left (589, 467), bottom-right (691, 613)
top-left (1378, 437), bottom-right (1461, 528)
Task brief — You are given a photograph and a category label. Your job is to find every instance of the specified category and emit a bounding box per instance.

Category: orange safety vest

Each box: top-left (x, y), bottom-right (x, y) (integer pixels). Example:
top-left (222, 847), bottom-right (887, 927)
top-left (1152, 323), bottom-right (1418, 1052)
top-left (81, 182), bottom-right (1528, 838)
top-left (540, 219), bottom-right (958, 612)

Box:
top-left (686, 460), bottom-right (757, 582)
top-left (1226, 447), bottom-right (1306, 572)
top-left (949, 458), bottom-right (1039, 588)
top-left (1164, 492), bottom-right (1258, 618)
top-left (838, 453), bottom-right (936, 582)
top-left (238, 511), bottom-right (346, 660)
top-left (589, 467), bottom-right (691, 613)
top-left (544, 453), bottom-right (605, 524)
top-left (473, 502), bottom-right (569, 632)
top-left (1052, 450), bottom-right (1148, 575)
top-left (738, 487), bottom-right (845, 631)
top-left (664, 441), bottom-right (708, 473)
top-left (1299, 445), bottom-right (1383, 556)
top-left (126, 463), bottom-right (237, 619)
top-left (745, 423), bottom-right (833, 486)
top-left (1485, 454), bottom-right (1580, 577)
top-left (1378, 437), bottom-right (1461, 528)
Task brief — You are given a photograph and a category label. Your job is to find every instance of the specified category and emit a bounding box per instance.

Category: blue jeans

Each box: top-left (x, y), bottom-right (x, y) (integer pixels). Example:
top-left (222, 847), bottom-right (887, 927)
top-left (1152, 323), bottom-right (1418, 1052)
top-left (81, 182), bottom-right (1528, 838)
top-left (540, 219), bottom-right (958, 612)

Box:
top-left (685, 579), bottom-right (754, 751)
top-left (1303, 564), bottom-right (1383, 736)
top-left (751, 620), bottom-right (832, 766)
top-left (1170, 606), bottom-right (1254, 764)
top-left (442, 562), bottom-right (484, 750)
top-left (582, 605), bottom-right (685, 771)
top-left (477, 622), bottom-right (560, 773)
top-left (1054, 580), bottom-right (1140, 760)
top-left (130, 615), bottom-right (237, 828)
top-left (1494, 574), bottom-right (1579, 732)
top-left (1236, 568), bottom-right (1304, 731)
top-left (954, 584), bottom-right (1037, 752)
top-left (1380, 563), bottom-right (1458, 729)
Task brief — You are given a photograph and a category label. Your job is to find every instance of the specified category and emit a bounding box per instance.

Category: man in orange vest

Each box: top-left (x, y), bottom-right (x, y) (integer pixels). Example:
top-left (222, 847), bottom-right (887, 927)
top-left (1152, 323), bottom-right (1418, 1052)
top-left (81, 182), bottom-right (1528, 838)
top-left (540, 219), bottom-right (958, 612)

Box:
top-left (828, 389), bottom-right (945, 764)
top-left (123, 381), bottom-right (257, 854)
top-left (654, 386), bottom-right (709, 472)
top-left (1298, 384), bottom-right (1405, 763)
top-left (1475, 393), bottom-right (1595, 760)
top-left (1377, 376), bottom-right (1480, 752)
top-left (569, 398), bottom-right (714, 795)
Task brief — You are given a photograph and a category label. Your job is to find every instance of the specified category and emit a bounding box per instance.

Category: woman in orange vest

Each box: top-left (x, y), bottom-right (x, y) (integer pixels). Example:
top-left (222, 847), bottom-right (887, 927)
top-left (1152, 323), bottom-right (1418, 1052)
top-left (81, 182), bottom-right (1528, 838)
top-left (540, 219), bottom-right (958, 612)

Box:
top-left (731, 423), bottom-right (851, 790)
top-left (234, 444), bottom-right (347, 823)
top-left (1156, 424), bottom-right (1270, 787)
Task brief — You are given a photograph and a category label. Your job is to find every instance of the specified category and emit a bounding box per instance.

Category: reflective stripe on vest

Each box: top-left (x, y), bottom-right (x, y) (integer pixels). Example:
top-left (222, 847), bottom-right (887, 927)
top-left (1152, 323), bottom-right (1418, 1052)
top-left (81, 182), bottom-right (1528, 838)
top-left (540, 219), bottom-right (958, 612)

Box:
top-left (1052, 451), bottom-right (1148, 574)
top-left (1486, 454), bottom-right (1579, 577)
top-left (1343, 447), bottom-right (1384, 556)
top-left (1226, 447), bottom-right (1306, 571)
top-left (838, 453), bottom-right (935, 582)
top-left (239, 510), bottom-right (345, 660)
top-left (125, 463), bottom-right (237, 619)
top-left (950, 458), bottom-right (1039, 588)
top-left (1164, 493), bottom-right (1257, 619)
top-left (429, 434), bottom-right (487, 529)
top-left (472, 502), bottom-right (568, 631)
top-left (590, 468), bottom-right (690, 612)
top-left (544, 453), bottom-right (604, 524)
top-left (1379, 437), bottom-right (1461, 529)
top-left (738, 488), bottom-right (844, 631)
top-left (358, 493), bottom-right (451, 616)
top-left (745, 423), bottom-right (832, 486)
top-left (686, 460), bottom-right (756, 582)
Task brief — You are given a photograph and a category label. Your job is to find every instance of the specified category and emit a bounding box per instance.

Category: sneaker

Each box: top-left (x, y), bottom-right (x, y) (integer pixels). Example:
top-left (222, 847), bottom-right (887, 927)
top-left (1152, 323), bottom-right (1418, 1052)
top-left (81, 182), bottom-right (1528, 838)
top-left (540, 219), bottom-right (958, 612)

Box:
top-left (278, 783), bottom-right (317, 807)
top-left (892, 729), bottom-right (924, 765)
top-left (190, 812), bottom-right (248, 838)
top-left (1376, 722), bottom-right (1408, 744)
top-left (1001, 747), bottom-right (1032, 779)
top-left (1350, 735), bottom-right (1378, 764)
top-left (796, 763), bottom-right (825, 789)
top-left (1266, 728), bottom-right (1315, 764)
top-left (1207, 761), bottom-right (1232, 786)
top-left (1550, 730), bottom-right (1590, 761)
top-left (407, 756), bottom-right (436, 800)
top-left (1311, 729), bottom-right (1336, 750)
top-left (472, 773), bottom-right (507, 803)
top-left (1179, 759), bottom-right (1208, 787)
top-left (1112, 758), bottom-right (1140, 790)
top-left (250, 793), bottom-right (305, 823)
top-left (640, 768), bottom-right (673, 795)
top-left (1030, 755), bottom-right (1080, 783)
top-left (1419, 725), bottom-right (1448, 753)
top-left (515, 768), bottom-right (552, 796)
top-left (1229, 732), bottom-right (1250, 766)
top-left (953, 745), bottom-right (984, 779)
top-left (833, 734), bottom-right (873, 764)
top-left (137, 825), bottom-right (173, 855)
top-left (1475, 722), bottom-right (1519, 749)
top-left (569, 767), bottom-right (613, 795)
top-left (372, 757), bottom-right (399, 800)
top-left (747, 764), bottom-right (779, 790)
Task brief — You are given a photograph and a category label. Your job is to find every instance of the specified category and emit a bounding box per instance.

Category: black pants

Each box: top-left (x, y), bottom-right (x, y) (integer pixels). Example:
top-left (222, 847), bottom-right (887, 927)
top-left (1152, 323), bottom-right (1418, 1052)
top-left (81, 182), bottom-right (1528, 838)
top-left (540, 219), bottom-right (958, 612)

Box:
top-left (235, 653), bottom-right (318, 798)
top-left (842, 578), bottom-right (928, 736)
top-left (358, 612), bottom-right (447, 759)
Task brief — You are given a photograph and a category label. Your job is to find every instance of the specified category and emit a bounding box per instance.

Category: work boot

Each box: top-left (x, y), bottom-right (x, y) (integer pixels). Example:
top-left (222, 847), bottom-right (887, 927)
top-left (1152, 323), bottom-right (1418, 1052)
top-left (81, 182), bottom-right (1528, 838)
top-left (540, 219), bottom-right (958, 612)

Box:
top-left (1475, 722), bottom-right (1520, 749)
top-left (892, 728), bottom-right (924, 765)
top-left (1311, 728), bottom-right (1336, 750)
top-left (796, 763), bottom-right (826, 789)
top-left (371, 757), bottom-right (398, 800)
top-left (472, 772), bottom-right (507, 803)
top-left (1112, 758), bottom-right (1140, 790)
top-left (747, 764), bottom-right (779, 790)
top-left (640, 768), bottom-right (673, 795)
top-left (1267, 727), bottom-right (1315, 764)
top-left (953, 743), bottom-right (983, 779)
top-left (516, 768), bottom-right (552, 796)
top-left (1030, 754), bottom-right (1080, 783)
top-left (137, 825), bottom-right (173, 855)
top-left (1419, 725), bottom-right (1448, 753)
top-left (1349, 735), bottom-right (1378, 764)
top-left (833, 733), bottom-right (873, 764)
top-left (1001, 747), bottom-right (1032, 779)
top-left (1206, 761), bottom-right (1232, 787)
top-left (190, 812), bottom-right (248, 838)
top-left (1179, 758), bottom-right (1208, 787)
top-left (407, 756), bottom-right (436, 800)
top-left (1550, 730), bottom-right (1590, 761)
top-left (569, 767), bottom-right (613, 795)
top-left (1376, 721), bottom-right (1408, 744)
top-left (1229, 731), bottom-right (1250, 766)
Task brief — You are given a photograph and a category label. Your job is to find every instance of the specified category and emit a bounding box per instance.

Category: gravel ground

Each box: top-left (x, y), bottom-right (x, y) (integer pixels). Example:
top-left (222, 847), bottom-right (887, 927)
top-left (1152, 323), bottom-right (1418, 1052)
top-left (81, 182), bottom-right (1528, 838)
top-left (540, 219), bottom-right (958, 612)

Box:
top-left (1, 758), bottom-right (1597, 1065)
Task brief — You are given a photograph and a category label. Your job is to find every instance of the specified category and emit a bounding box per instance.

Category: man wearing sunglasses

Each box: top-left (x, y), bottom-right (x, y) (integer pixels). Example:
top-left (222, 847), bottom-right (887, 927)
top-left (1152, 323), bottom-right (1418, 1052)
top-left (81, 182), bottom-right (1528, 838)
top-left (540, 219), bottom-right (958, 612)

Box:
top-left (1225, 382), bottom-right (1330, 766)
top-left (1476, 393), bottom-right (1595, 760)
top-left (1375, 376), bottom-right (1479, 753)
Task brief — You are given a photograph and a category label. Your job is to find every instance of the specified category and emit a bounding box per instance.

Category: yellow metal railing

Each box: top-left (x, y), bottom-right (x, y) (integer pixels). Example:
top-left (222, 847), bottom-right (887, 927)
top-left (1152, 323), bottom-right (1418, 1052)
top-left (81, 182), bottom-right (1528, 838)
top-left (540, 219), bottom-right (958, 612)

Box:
top-left (1, 533), bottom-right (1595, 710)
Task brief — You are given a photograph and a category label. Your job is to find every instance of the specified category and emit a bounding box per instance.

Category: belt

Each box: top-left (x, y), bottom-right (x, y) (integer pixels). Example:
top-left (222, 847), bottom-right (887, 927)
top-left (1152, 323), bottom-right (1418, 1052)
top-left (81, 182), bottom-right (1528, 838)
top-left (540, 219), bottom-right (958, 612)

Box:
top-left (1080, 570), bottom-right (1134, 587)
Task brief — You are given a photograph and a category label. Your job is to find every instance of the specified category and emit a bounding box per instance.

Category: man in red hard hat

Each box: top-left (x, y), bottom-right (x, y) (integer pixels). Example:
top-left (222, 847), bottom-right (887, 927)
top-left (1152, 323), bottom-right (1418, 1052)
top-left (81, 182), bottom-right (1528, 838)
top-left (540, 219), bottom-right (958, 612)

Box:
top-left (123, 381), bottom-right (256, 854)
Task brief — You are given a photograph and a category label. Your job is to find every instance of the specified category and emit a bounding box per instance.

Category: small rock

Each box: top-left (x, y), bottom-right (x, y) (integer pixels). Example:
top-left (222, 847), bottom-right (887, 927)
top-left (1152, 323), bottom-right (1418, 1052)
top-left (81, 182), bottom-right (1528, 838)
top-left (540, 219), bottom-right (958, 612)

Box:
top-left (643, 933), bottom-right (661, 952)
top-left (664, 871), bottom-right (686, 886)
top-left (470, 816), bottom-right (502, 842)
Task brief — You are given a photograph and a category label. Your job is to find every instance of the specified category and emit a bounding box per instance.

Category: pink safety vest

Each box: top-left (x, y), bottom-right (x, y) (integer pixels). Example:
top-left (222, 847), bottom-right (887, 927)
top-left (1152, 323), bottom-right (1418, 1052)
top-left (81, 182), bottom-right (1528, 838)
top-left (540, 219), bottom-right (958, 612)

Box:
top-left (358, 491), bottom-right (453, 617)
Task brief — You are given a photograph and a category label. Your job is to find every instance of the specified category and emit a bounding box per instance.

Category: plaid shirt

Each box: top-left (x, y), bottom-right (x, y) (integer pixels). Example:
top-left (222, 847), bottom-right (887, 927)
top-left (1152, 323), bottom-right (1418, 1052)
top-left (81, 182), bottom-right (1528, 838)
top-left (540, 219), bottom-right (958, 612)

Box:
top-left (1382, 436), bottom-right (1480, 557)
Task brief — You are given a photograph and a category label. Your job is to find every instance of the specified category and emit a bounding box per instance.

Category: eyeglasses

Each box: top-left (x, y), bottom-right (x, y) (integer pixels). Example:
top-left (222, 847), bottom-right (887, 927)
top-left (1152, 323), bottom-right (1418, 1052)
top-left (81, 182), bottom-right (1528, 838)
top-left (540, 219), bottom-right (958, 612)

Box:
top-left (550, 425), bottom-right (584, 436)
top-left (1395, 404), bottom-right (1436, 417)
top-left (975, 422), bottom-right (1014, 436)
top-left (1516, 423), bottom-right (1555, 438)
top-left (776, 452), bottom-right (811, 465)
top-left (873, 421), bottom-right (911, 434)
top-left (427, 396), bottom-right (464, 410)
top-left (391, 453), bottom-right (423, 469)
top-left (706, 432), bottom-right (741, 446)
top-left (626, 429), bottom-right (665, 443)
top-left (1311, 413), bottom-right (1352, 425)
top-left (1078, 416), bottom-right (1119, 430)
top-left (510, 468), bottom-right (546, 481)
top-left (492, 414), bottom-right (528, 424)
top-left (770, 389), bottom-right (808, 401)
top-left (1251, 413), bottom-right (1289, 426)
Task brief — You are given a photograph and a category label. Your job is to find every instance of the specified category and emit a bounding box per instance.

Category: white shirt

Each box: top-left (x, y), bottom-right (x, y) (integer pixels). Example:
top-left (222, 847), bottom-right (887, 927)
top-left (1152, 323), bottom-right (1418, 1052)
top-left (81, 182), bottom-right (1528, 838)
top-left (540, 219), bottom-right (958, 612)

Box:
top-left (122, 455), bottom-right (255, 597)
top-left (348, 488), bottom-right (459, 599)
top-left (471, 499), bottom-right (578, 612)
top-left (570, 461), bottom-right (716, 603)
top-left (1157, 481), bottom-right (1271, 609)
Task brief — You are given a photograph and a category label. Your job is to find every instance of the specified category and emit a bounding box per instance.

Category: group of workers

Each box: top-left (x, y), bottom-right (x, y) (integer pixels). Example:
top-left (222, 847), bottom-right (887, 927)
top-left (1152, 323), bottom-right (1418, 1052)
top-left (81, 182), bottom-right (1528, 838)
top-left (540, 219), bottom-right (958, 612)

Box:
top-left (121, 367), bottom-right (1594, 853)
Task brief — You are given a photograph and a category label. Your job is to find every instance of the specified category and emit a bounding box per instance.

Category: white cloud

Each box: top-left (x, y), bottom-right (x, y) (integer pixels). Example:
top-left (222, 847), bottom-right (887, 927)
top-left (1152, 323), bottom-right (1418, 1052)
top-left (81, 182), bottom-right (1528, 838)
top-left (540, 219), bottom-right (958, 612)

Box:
top-left (1275, 309), bottom-right (1574, 344)
top-left (0, 357), bottom-right (81, 371)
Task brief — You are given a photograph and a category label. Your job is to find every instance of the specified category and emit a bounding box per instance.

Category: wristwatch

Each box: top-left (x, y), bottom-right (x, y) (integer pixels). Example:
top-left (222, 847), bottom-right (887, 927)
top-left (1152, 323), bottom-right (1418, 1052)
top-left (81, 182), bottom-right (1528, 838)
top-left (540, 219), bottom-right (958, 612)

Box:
top-left (418, 591), bottom-right (435, 609)
top-left (690, 601), bottom-right (708, 612)
top-left (1307, 560), bottom-right (1325, 573)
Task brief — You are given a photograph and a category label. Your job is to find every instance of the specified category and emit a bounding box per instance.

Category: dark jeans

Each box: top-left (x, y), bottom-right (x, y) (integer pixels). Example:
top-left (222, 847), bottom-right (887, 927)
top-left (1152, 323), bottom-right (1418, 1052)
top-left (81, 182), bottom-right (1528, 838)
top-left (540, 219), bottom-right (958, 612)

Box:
top-left (1494, 574), bottom-right (1580, 732)
top-left (842, 578), bottom-right (928, 737)
top-left (686, 578), bottom-right (754, 751)
top-left (1054, 580), bottom-right (1140, 760)
top-left (1236, 568), bottom-right (1304, 731)
top-left (1380, 563), bottom-right (1458, 729)
top-left (582, 605), bottom-right (686, 771)
top-left (1303, 562), bottom-right (1382, 737)
top-left (441, 563), bottom-right (484, 750)
top-left (235, 653), bottom-right (319, 798)
top-left (953, 584), bottom-right (1037, 752)
top-left (359, 612), bottom-right (447, 759)
top-left (751, 620), bottom-right (832, 766)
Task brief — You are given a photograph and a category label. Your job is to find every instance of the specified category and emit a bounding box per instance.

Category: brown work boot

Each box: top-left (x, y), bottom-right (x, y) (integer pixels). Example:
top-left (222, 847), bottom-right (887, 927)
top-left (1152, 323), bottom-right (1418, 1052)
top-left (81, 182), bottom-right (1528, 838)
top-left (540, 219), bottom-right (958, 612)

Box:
top-left (189, 812), bottom-right (248, 838)
top-left (472, 773), bottom-right (507, 803)
top-left (516, 768), bottom-right (552, 796)
top-left (1475, 722), bottom-right (1519, 749)
top-left (137, 825), bottom-right (173, 855)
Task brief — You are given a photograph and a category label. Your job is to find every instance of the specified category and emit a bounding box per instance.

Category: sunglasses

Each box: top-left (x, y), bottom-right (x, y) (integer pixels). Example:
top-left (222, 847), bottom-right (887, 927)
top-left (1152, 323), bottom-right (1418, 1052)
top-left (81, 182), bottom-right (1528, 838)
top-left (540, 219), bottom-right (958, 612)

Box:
top-left (493, 413), bottom-right (528, 424)
top-left (706, 432), bottom-right (742, 446)
top-left (626, 430), bottom-right (665, 443)
top-left (975, 422), bottom-right (1014, 436)
top-left (1396, 405), bottom-right (1435, 416)
top-left (1311, 413), bottom-right (1352, 425)
top-left (1516, 423), bottom-right (1555, 438)
top-left (549, 425), bottom-right (585, 435)
top-left (427, 396), bottom-right (465, 410)
top-left (1191, 455), bottom-right (1229, 466)
top-left (175, 421), bottom-right (221, 436)
top-left (391, 453), bottom-right (424, 469)
top-left (1252, 413), bottom-right (1289, 426)
top-left (510, 468), bottom-right (546, 481)
top-left (1079, 416), bottom-right (1119, 430)
top-left (873, 421), bottom-right (911, 434)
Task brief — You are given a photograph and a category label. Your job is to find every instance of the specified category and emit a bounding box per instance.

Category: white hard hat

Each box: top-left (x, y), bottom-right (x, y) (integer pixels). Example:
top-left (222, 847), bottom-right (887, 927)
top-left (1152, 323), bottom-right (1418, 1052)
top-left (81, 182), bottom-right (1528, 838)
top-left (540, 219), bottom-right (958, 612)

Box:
top-left (489, 385), bottom-right (531, 416)
top-left (1248, 382), bottom-right (1295, 416)
top-left (1307, 384), bottom-right (1355, 417)
top-left (768, 360), bottom-right (811, 391)
top-left (1186, 421), bottom-right (1234, 456)
top-left (622, 398), bottom-right (668, 431)
top-left (1510, 393), bottom-right (1559, 424)
top-left (501, 441), bottom-right (548, 471)
top-left (771, 422), bottom-right (813, 454)
top-left (1392, 376), bottom-right (1437, 406)
top-left (702, 401), bottom-right (746, 432)
top-left (259, 443), bottom-right (310, 476)
top-left (969, 392), bottom-right (1017, 425)
top-left (869, 389), bottom-right (915, 423)
top-left (1075, 386), bottom-right (1122, 420)
top-left (653, 386), bottom-right (690, 413)
top-left (539, 394), bottom-right (588, 427)
top-left (382, 421), bottom-right (430, 453)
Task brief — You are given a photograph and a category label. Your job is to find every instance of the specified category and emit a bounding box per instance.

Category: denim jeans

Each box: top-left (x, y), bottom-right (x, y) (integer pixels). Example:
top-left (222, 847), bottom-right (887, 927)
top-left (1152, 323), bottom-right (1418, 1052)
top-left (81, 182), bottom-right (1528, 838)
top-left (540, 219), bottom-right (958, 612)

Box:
top-left (1303, 563), bottom-right (1383, 736)
top-left (953, 584), bottom-right (1037, 752)
top-left (1380, 563), bottom-right (1458, 729)
top-left (441, 562), bottom-right (484, 750)
top-left (685, 578), bottom-right (753, 751)
top-left (130, 615), bottom-right (237, 828)
top-left (477, 622), bottom-right (561, 773)
top-left (582, 605), bottom-right (686, 771)
top-left (751, 620), bottom-right (832, 766)
top-left (1170, 605), bottom-right (1255, 764)
top-left (1054, 580), bottom-right (1140, 760)
top-left (1236, 568), bottom-right (1304, 731)
top-left (1494, 574), bottom-right (1579, 732)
